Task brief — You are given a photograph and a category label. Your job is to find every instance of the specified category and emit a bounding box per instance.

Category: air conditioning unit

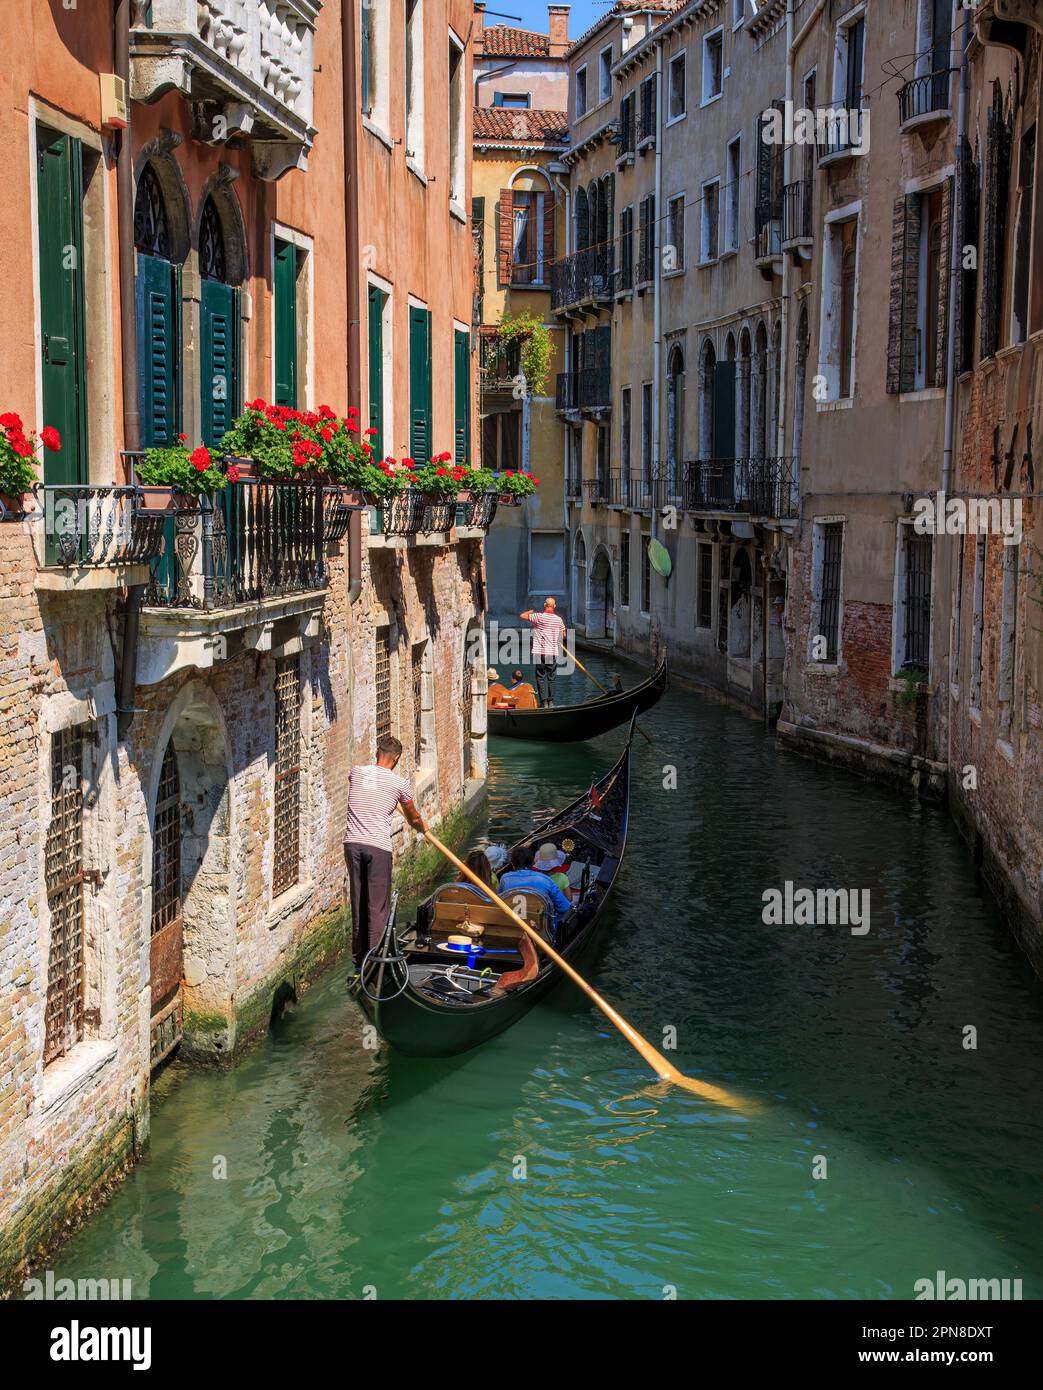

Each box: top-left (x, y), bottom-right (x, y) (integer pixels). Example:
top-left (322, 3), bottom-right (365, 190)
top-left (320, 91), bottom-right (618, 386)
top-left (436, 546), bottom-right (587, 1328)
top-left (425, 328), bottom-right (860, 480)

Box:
top-left (100, 73), bottom-right (128, 129)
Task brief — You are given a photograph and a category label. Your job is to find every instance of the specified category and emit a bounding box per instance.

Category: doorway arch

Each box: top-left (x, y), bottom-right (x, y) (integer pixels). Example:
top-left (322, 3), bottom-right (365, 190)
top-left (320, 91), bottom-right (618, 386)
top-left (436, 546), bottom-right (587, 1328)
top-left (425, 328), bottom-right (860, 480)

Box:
top-left (728, 548), bottom-right (753, 659)
top-left (573, 531), bottom-right (587, 627)
top-left (588, 546), bottom-right (615, 640)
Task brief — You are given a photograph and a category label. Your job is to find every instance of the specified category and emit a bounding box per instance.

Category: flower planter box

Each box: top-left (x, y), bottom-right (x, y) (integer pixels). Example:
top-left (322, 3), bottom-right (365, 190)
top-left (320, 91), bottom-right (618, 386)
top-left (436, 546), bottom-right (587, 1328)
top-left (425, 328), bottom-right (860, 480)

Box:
top-left (137, 485), bottom-right (195, 514)
top-left (0, 492), bottom-right (28, 521)
top-left (224, 455), bottom-right (259, 480)
top-left (376, 488), bottom-right (425, 537)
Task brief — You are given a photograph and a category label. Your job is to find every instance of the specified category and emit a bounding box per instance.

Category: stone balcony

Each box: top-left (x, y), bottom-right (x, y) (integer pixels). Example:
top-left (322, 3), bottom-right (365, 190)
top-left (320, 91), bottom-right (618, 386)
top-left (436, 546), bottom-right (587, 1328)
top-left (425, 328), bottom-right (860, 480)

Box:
top-left (130, 0), bottom-right (321, 179)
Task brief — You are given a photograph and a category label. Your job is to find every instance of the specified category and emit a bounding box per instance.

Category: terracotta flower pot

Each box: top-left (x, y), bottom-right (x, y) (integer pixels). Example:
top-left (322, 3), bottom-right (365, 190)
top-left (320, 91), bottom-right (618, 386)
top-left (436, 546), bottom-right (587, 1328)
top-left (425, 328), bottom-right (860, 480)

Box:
top-left (225, 456), bottom-right (259, 480)
top-left (137, 485), bottom-right (179, 513)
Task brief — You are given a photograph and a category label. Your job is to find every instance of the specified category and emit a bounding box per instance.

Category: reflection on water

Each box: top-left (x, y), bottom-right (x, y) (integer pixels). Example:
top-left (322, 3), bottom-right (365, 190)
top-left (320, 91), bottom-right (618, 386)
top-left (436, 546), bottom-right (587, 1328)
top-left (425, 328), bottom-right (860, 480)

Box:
top-left (54, 656), bottom-right (1043, 1299)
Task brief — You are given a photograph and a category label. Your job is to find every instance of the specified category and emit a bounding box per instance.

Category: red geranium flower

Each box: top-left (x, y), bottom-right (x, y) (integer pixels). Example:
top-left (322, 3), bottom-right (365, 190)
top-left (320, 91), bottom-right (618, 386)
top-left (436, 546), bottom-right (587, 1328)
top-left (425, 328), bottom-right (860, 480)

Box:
top-left (362, 443), bottom-right (372, 455)
top-left (364, 427), bottom-right (378, 437)
top-left (190, 446), bottom-right (212, 472)
top-left (439, 452), bottom-right (452, 463)
top-left (320, 427), bottom-right (333, 443)
top-left (436, 467), bottom-right (447, 477)
top-left (40, 427), bottom-right (61, 452)
top-left (0, 412), bottom-right (23, 430)
top-left (227, 464), bottom-right (240, 483)
top-left (246, 398), bottom-right (267, 411)
top-left (11, 435), bottom-right (32, 458)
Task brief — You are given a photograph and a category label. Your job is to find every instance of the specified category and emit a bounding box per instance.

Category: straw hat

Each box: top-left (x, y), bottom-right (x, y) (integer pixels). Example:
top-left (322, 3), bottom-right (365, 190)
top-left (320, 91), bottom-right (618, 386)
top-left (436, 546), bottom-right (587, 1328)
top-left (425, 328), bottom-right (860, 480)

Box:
top-left (534, 842), bottom-right (566, 871)
top-left (486, 667), bottom-right (500, 681)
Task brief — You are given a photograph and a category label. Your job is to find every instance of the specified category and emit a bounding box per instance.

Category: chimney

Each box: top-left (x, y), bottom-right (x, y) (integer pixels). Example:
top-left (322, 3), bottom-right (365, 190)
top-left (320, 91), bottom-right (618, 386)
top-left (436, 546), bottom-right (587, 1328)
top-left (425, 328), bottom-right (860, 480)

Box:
top-left (547, 5), bottom-right (570, 58)
top-left (474, 2), bottom-right (486, 54)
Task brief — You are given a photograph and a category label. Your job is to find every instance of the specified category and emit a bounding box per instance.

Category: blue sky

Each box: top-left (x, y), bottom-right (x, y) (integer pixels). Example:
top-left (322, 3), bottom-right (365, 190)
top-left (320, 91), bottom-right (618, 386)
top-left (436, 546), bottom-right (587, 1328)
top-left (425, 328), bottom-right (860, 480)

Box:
top-left (482, 1), bottom-right (606, 41)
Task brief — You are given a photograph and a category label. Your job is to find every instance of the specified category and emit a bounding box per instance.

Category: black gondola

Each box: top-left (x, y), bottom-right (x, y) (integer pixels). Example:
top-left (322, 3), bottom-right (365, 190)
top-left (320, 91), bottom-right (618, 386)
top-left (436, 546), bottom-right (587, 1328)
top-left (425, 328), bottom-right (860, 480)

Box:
top-left (350, 719), bottom-right (634, 1057)
top-left (488, 651), bottom-right (668, 742)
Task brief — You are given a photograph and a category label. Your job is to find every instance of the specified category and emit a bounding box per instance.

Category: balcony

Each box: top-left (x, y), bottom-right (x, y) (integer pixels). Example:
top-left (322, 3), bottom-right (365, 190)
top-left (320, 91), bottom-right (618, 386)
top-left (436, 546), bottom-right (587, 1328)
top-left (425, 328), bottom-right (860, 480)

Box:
top-left (130, 0), bottom-right (320, 180)
top-left (755, 205), bottom-right (782, 270)
top-left (551, 245), bottom-right (615, 313)
top-left (620, 467), bottom-right (682, 512)
top-left (555, 365), bottom-right (611, 416)
top-left (898, 70), bottom-right (953, 132)
top-left (782, 179), bottom-right (812, 251)
top-left (30, 485), bottom-right (165, 591)
top-left (479, 334), bottom-right (522, 400)
top-left (973, 0), bottom-right (1043, 53)
top-left (818, 107), bottom-right (868, 169)
top-left (683, 457), bottom-right (798, 520)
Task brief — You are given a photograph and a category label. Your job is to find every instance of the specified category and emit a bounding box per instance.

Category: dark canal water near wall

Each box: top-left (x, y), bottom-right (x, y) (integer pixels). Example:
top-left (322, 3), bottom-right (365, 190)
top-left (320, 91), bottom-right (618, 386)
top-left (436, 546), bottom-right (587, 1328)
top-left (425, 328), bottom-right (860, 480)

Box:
top-left (55, 656), bottom-right (1043, 1299)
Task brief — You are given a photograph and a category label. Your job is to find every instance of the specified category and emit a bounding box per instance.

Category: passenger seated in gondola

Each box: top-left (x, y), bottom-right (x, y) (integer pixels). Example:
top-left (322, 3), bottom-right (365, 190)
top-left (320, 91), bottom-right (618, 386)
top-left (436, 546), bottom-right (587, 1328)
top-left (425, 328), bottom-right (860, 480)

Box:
top-left (499, 845), bottom-right (572, 931)
top-left (486, 667), bottom-right (512, 709)
top-left (506, 669), bottom-right (538, 709)
top-left (463, 848), bottom-right (498, 891)
top-left (533, 842), bottom-right (571, 894)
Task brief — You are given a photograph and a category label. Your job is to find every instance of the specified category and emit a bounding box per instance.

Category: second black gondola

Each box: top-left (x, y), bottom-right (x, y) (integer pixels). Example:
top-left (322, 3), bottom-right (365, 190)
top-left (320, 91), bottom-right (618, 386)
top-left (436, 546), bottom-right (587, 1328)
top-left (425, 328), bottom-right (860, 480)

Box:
top-left (488, 651), bottom-right (667, 742)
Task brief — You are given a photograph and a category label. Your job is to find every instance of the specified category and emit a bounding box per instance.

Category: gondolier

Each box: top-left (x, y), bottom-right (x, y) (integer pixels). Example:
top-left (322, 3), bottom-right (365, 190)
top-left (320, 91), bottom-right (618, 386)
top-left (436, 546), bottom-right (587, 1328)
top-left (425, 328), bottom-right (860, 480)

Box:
top-left (344, 735), bottom-right (426, 968)
top-left (521, 597), bottom-right (566, 707)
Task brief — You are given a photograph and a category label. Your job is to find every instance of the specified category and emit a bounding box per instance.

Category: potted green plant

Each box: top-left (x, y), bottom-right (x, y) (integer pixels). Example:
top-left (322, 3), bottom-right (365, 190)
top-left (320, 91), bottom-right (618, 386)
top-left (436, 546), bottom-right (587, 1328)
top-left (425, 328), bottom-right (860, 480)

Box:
top-left (136, 441), bottom-right (229, 509)
top-left (0, 412), bottom-right (59, 517)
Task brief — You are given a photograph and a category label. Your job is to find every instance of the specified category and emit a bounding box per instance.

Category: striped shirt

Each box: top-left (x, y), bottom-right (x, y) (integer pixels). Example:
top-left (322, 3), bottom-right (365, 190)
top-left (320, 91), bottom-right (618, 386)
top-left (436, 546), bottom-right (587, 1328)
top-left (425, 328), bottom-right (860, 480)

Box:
top-left (344, 764), bottom-right (414, 852)
top-left (528, 610), bottom-right (565, 659)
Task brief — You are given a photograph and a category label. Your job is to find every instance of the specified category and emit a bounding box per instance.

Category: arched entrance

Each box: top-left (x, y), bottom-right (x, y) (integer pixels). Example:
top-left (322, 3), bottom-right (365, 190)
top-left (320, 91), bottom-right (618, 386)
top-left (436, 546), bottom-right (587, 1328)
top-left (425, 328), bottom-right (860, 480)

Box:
top-left (588, 547), bottom-right (615, 640)
top-left (573, 532), bottom-right (587, 628)
top-left (728, 548), bottom-right (753, 660)
top-left (148, 685), bottom-right (234, 1065)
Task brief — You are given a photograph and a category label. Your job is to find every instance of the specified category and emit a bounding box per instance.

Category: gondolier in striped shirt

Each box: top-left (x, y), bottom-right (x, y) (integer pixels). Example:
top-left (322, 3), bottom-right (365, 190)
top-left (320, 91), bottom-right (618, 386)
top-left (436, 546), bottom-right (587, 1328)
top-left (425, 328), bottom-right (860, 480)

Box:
top-left (344, 735), bottom-right (426, 968)
top-left (520, 597), bottom-right (566, 707)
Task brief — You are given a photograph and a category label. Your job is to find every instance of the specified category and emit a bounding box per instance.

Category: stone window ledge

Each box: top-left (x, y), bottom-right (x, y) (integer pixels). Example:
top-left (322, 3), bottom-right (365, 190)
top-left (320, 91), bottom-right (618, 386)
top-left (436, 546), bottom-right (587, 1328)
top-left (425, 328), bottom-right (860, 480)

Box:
top-left (268, 880), bottom-right (315, 930)
top-left (415, 767), bottom-right (439, 802)
top-left (806, 661), bottom-right (843, 675)
top-left (39, 1039), bottom-right (118, 1118)
top-left (35, 562), bottom-right (152, 593)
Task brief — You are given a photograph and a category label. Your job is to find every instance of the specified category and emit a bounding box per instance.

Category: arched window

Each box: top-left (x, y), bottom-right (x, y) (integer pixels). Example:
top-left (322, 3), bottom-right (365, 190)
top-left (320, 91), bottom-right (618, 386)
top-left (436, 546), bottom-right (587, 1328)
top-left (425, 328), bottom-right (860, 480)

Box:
top-left (150, 741), bottom-right (183, 1065)
top-left (575, 186), bottom-right (590, 251)
top-left (737, 327), bottom-right (752, 457)
top-left (698, 339), bottom-right (716, 461)
top-left (793, 304), bottom-right (810, 464)
top-left (135, 164), bottom-right (182, 448)
top-left (752, 320), bottom-right (769, 456)
top-left (573, 532), bottom-right (587, 625)
top-left (197, 193), bottom-right (242, 446)
top-left (771, 320), bottom-right (782, 453)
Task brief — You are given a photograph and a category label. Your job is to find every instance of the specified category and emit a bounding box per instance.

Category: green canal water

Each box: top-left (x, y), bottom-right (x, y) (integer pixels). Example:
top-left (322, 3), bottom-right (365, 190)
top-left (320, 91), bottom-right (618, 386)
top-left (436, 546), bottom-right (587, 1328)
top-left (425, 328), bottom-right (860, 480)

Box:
top-left (56, 656), bottom-right (1043, 1299)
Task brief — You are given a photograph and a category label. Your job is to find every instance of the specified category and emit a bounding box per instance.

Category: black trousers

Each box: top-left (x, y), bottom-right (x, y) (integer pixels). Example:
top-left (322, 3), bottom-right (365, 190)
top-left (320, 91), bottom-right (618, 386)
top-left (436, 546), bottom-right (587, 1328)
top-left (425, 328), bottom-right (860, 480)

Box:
top-left (344, 842), bottom-right (394, 966)
top-left (535, 658), bottom-right (558, 706)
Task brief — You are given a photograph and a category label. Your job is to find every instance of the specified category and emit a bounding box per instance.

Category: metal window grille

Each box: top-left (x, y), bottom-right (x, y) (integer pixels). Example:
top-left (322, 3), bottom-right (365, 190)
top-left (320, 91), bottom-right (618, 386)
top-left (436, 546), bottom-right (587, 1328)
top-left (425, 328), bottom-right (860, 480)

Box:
top-left (151, 743), bottom-right (182, 936)
top-left (697, 545), bottom-right (713, 628)
top-left (273, 658), bottom-right (302, 897)
top-left (717, 544), bottom-right (731, 652)
top-left (375, 626), bottom-right (392, 747)
top-left (819, 523), bottom-right (843, 661)
top-left (44, 725), bottom-right (87, 1064)
top-left (412, 642), bottom-right (425, 767)
top-left (903, 532), bottom-right (932, 670)
top-left (641, 544), bottom-right (651, 611)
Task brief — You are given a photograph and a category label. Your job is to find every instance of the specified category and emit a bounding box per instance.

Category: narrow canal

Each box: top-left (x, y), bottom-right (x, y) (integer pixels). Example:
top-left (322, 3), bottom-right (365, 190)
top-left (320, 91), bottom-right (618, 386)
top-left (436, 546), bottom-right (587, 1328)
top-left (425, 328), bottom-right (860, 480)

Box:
top-left (57, 656), bottom-right (1043, 1299)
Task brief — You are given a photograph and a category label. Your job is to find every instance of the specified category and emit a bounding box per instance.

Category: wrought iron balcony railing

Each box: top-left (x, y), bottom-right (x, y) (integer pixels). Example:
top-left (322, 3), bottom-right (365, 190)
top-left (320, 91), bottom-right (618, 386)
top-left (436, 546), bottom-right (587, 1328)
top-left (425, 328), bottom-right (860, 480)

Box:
top-left (682, 457), bottom-right (798, 519)
top-left (31, 484), bottom-right (166, 570)
top-left (755, 204), bottom-right (783, 261)
top-left (479, 334), bottom-right (522, 390)
top-left (819, 106), bottom-right (866, 161)
top-left (898, 69), bottom-right (954, 125)
top-left (555, 366), bottom-right (612, 414)
top-left (551, 244), bottom-right (615, 311)
top-left (145, 477), bottom-right (328, 609)
top-left (618, 103), bottom-right (635, 158)
top-left (782, 178), bottom-right (812, 244)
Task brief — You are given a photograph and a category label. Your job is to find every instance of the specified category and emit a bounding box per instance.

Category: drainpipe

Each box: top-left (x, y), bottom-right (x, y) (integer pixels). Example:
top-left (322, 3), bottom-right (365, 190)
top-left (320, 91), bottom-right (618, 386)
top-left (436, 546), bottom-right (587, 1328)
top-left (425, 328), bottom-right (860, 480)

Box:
top-left (343, 1), bottom-right (363, 605)
top-left (115, 0), bottom-right (143, 739)
top-left (554, 170), bottom-right (571, 612)
top-left (651, 41), bottom-right (663, 543)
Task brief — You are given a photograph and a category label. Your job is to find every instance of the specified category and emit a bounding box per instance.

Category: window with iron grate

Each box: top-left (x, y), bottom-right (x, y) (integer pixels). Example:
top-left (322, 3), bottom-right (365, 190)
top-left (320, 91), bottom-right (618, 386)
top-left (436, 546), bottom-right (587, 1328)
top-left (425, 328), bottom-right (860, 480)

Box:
top-left (45, 725), bottom-right (88, 1064)
top-left (152, 742), bottom-right (182, 936)
top-left (412, 641), bottom-right (425, 767)
top-left (375, 626), bottom-right (392, 749)
top-left (273, 658), bottom-right (302, 897)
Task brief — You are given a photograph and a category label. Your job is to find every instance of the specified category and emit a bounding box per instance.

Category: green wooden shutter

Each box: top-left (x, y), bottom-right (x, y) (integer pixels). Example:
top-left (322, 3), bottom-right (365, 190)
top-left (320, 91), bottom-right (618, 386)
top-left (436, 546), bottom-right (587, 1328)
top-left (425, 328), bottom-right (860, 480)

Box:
top-left (274, 239), bottom-right (297, 408)
top-left (712, 360), bottom-right (736, 460)
top-left (137, 253), bottom-right (180, 448)
top-left (37, 129), bottom-right (87, 489)
top-left (454, 328), bottom-right (470, 466)
top-left (368, 285), bottom-right (385, 461)
top-left (201, 279), bottom-right (239, 448)
top-left (409, 305), bottom-right (431, 459)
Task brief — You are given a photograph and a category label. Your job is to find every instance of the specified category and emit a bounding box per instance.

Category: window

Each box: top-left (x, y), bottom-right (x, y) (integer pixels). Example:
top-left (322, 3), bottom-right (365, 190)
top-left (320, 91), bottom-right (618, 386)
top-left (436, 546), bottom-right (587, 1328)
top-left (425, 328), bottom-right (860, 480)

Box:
top-left (454, 327), bottom-right (470, 466)
top-left (697, 543), bottom-right (714, 628)
top-left (620, 93), bottom-right (635, 156)
top-left (405, 0), bottom-right (424, 167)
top-left (1011, 125), bottom-right (1036, 345)
top-left (638, 193), bottom-right (656, 282)
top-left (274, 238), bottom-right (301, 408)
top-left (45, 724), bottom-right (88, 1064)
top-left (725, 136), bottom-right (741, 251)
top-left (703, 29), bottom-right (724, 104)
top-left (576, 66), bottom-right (588, 119)
top-left (733, 0), bottom-right (746, 27)
top-left (596, 424), bottom-right (610, 492)
top-left (361, 0), bottom-right (391, 128)
top-left (409, 303), bottom-right (432, 458)
top-left (833, 14), bottom-right (865, 118)
top-left (620, 385), bottom-right (632, 486)
top-left (493, 92), bottom-right (531, 108)
top-left (811, 522), bottom-right (844, 661)
top-left (509, 189), bottom-right (551, 286)
top-left (273, 657), bottom-right (302, 896)
top-left (998, 543), bottom-right (1019, 734)
top-left (669, 51), bottom-right (687, 122)
top-left (481, 410), bottom-right (521, 470)
top-left (641, 540), bottom-right (651, 612)
top-left (620, 205), bottom-right (634, 289)
top-left (717, 543), bottom-right (730, 651)
top-left (897, 527), bottom-right (932, 672)
top-left (820, 214), bottom-right (859, 401)
top-left (600, 46), bottom-right (613, 103)
top-left (970, 535), bottom-right (987, 710)
top-left (667, 194), bottom-right (685, 272)
top-left (701, 179), bottom-right (720, 262)
top-left (566, 427), bottom-right (582, 498)
top-left (449, 34), bottom-right (466, 208)
top-left (375, 626), bottom-right (393, 748)
top-left (368, 282), bottom-right (389, 461)
top-left (641, 382), bottom-right (653, 485)
top-left (887, 186), bottom-right (949, 393)
top-left (620, 529), bottom-right (631, 606)
top-left (981, 81), bottom-right (1012, 359)
top-left (639, 74), bottom-right (657, 143)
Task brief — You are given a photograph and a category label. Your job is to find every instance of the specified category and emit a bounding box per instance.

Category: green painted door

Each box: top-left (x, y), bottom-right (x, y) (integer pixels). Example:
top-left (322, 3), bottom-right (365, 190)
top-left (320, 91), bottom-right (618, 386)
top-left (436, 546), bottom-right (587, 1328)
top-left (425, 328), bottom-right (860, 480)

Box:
top-left (137, 253), bottom-right (181, 448)
top-left (368, 285), bottom-right (385, 461)
top-left (201, 279), bottom-right (239, 449)
top-left (454, 328), bottom-right (470, 467)
top-left (408, 305), bottom-right (431, 460)
top-left (712, 360), bottom-right (736, 461)
top-left (37, 129), bottom-right (87, 489)
top-left (274, 239), bottom-right (297, 408)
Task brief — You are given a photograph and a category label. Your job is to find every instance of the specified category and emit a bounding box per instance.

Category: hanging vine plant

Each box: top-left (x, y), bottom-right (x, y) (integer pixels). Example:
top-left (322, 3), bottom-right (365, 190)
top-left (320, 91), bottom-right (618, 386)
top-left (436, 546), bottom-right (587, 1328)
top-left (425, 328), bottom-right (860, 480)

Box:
top-left (495, 312), bottom-right (554, 398)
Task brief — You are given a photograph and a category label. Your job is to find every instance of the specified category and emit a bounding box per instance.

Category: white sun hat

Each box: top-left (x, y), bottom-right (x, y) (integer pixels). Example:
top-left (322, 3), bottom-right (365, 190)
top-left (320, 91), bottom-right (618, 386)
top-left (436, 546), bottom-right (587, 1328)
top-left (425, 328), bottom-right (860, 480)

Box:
top-left (484, 842), bottom-right (510, 871)
top-left (534, 842), bottom-right (567, 871)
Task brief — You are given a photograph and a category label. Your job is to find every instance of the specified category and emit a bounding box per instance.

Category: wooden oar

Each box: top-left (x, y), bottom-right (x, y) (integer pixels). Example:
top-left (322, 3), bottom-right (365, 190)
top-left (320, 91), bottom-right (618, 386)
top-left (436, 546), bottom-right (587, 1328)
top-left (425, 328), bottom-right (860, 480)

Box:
top-left (562, 644), bottom-right (653, 744)
top-left (424, 829), bottom-right (748, 1110)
